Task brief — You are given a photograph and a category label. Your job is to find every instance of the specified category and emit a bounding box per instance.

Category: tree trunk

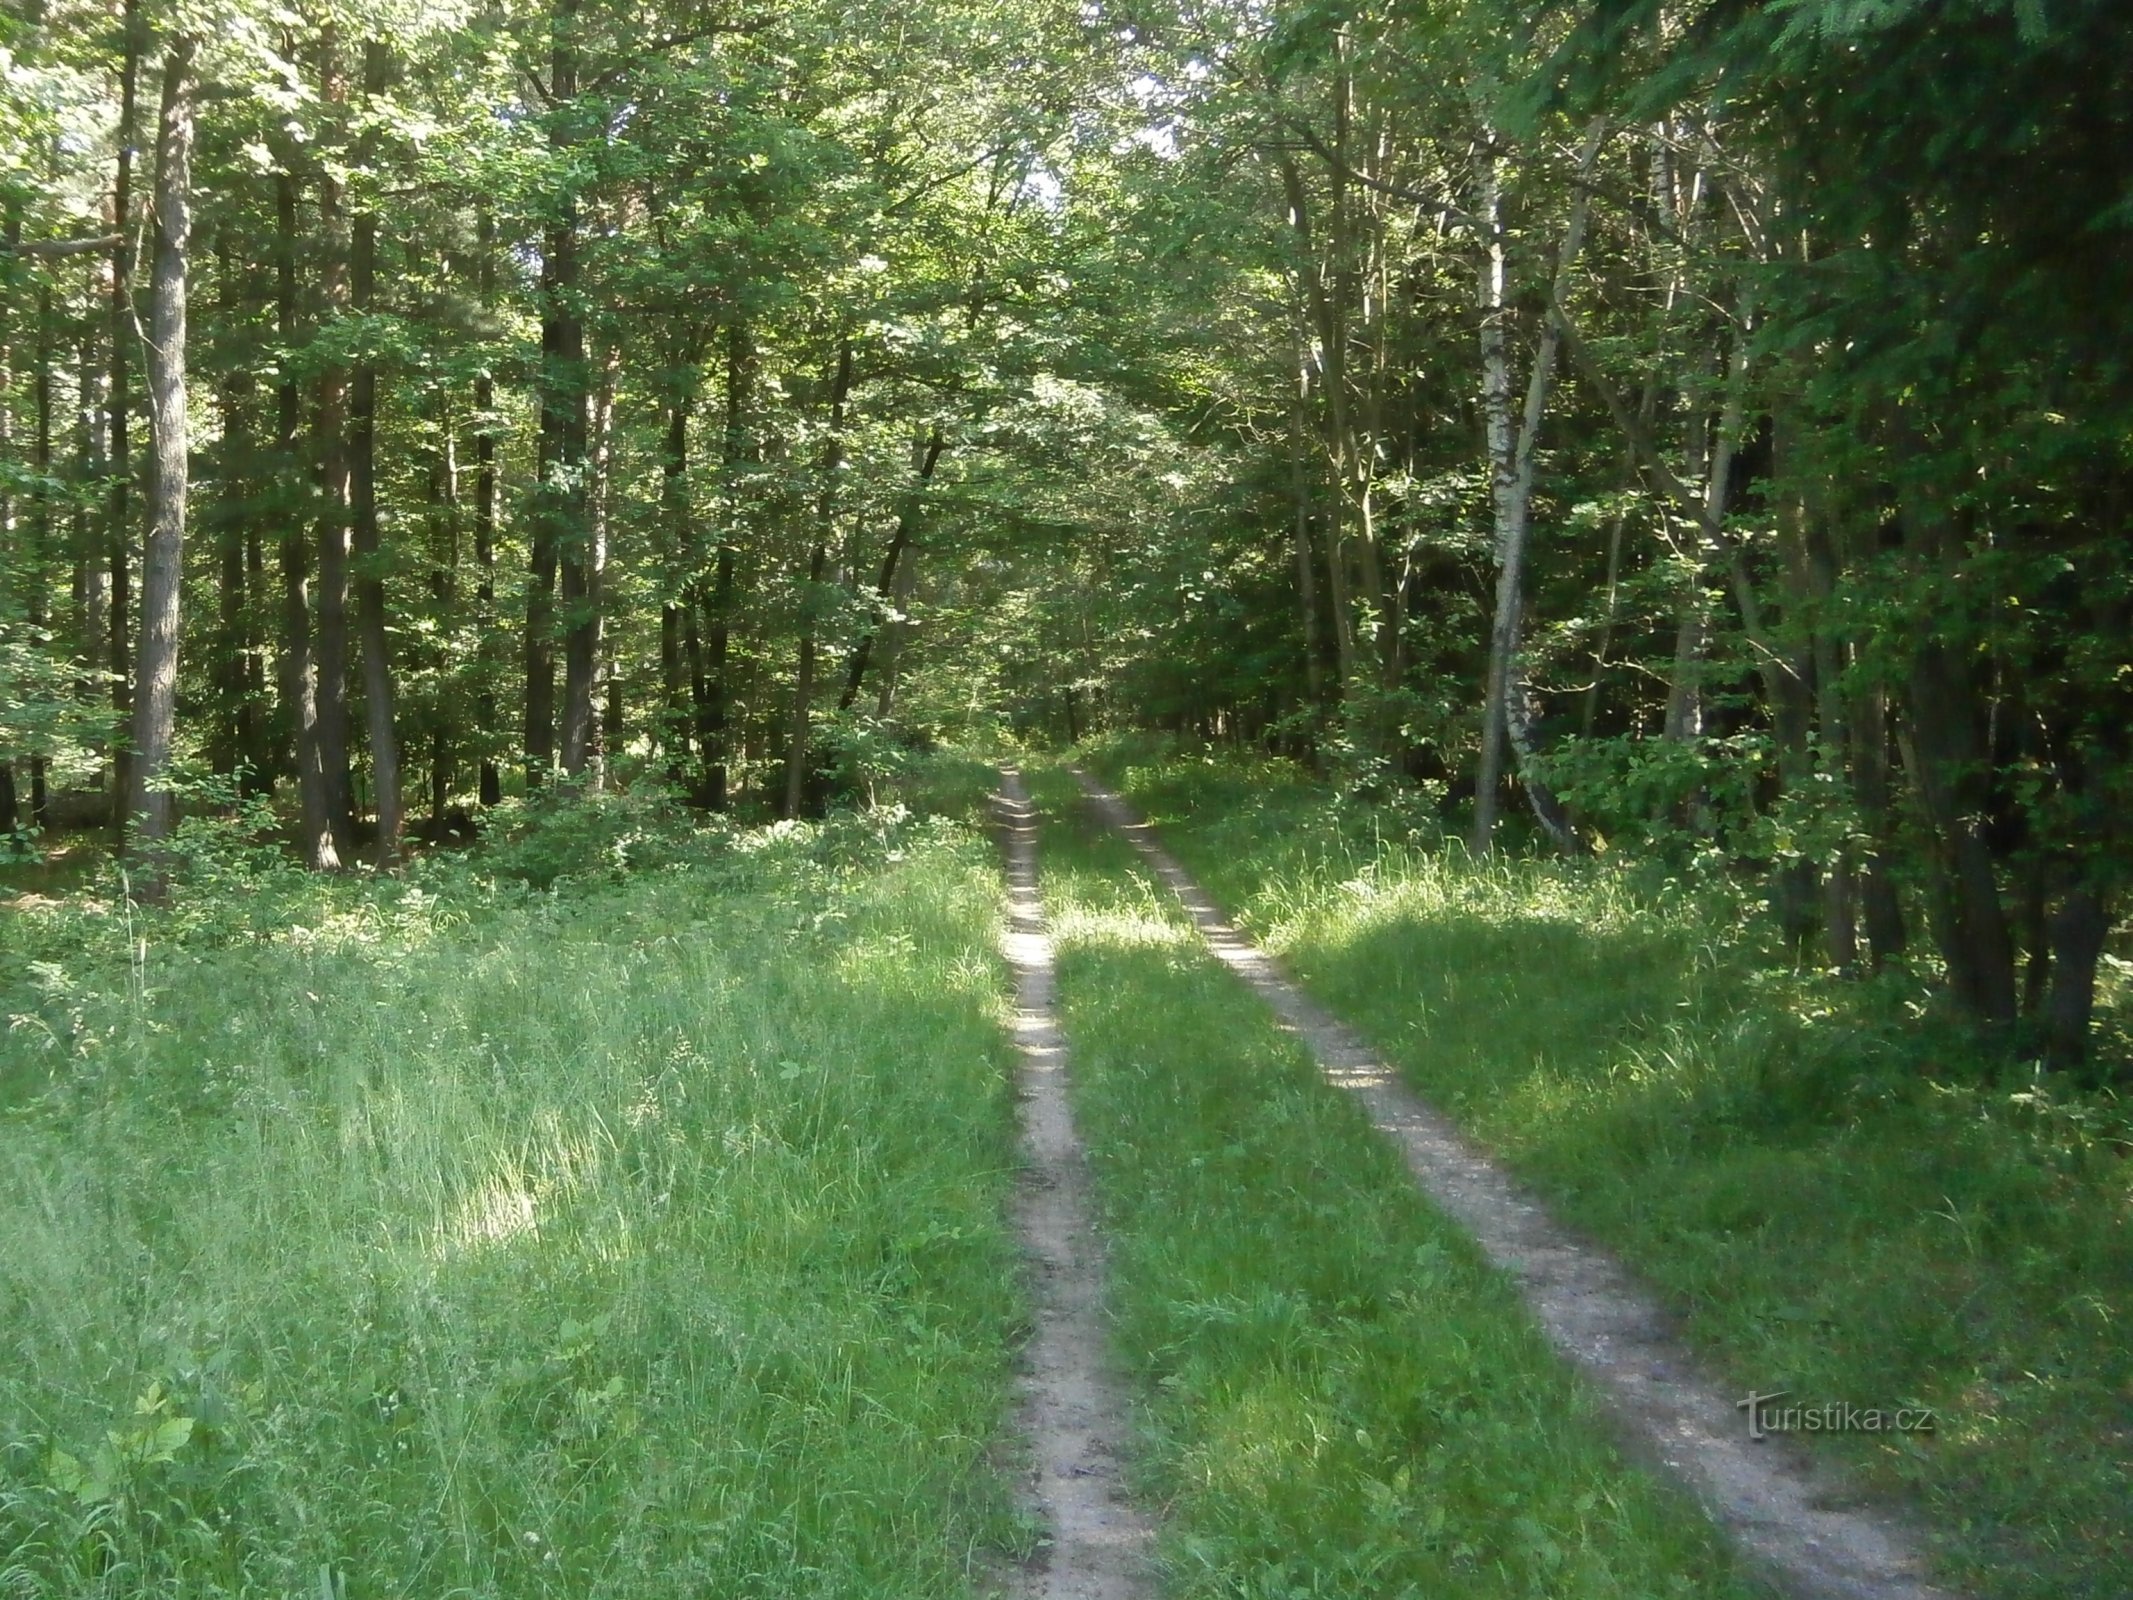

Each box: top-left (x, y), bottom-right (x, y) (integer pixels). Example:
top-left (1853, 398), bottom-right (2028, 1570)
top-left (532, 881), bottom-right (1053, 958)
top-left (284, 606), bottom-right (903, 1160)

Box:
top-left (473, 213), bottom-right (502, 807)
top-left (106, 0), bottom-right (141, 831)
top-left (124, 36), bottom-right (195, 856)
top-left (310, 30), bottom-right (357, 855)
top-left (1472, 121), bottom-right (1603, 856)
top-left (839, 424), bottom-right (943, 710)
top-left (874, 537), bottom-right (919, 718)
top-left (560, 339), bottom-right (614, 776)
top-left (1289, 360), bottom-right (1325, 712)
top-left (425, 404), bottom-right (459, 820)
top-left (1901, 641), bottom-right (2018, 1027)
top-left (76, 322), bottom-right (109, 751)
top-left (535, 0), bottom-right (587, 783)
top-left (276, 153), bottom-right (340, 870)
top-left (213, 360), bottom-right (252, 784)
top-left (697, 324), bottom-right (754, 811)
top-left (29, 282), bottom-right (52, 825)
top-left (347, 38), bottom-right (402, 862)
top-left (2044, 889), bottom-right (2110, 1075)
top-left (783, 336), bottom-right (852, 818)
top-left (660, 361), bottom-right (696, 782)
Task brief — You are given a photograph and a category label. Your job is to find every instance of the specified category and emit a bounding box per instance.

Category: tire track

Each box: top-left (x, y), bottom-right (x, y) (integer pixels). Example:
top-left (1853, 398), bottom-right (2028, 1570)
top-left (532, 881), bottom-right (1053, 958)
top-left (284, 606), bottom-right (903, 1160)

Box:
top-left (994, 767), bottom-right (1155, 1600)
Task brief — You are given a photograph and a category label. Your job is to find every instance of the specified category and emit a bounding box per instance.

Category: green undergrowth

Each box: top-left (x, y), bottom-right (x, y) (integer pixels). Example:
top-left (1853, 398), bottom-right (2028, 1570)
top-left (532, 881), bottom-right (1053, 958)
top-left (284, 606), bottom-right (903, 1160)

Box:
top-left (0, 757), bottom-right (1028, 1598)
top-left (1022, 763), bottom-right (1756, 1600)
top-left (1081, 740), bottom-right (2133, 1600)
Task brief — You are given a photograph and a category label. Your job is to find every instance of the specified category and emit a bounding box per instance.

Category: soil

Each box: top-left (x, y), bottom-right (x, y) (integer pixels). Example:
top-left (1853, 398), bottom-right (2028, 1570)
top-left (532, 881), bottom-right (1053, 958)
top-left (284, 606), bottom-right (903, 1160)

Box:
top-left (993, 768), bottom-right (1157, 1600)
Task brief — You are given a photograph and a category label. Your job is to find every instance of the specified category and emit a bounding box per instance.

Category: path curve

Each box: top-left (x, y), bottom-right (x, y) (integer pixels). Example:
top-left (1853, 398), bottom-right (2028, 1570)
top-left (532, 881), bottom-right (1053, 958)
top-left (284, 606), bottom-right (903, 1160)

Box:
top-left (995, 768), bottom-right (1156, 1600)
top-left (1070, 766), bottom-right (1957, 1600)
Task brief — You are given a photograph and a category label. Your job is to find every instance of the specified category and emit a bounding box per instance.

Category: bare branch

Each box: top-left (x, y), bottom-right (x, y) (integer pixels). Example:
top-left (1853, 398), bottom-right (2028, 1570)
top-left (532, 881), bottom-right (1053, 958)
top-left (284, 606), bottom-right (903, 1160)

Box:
top-left (4, 234), bottom-right (123, 258)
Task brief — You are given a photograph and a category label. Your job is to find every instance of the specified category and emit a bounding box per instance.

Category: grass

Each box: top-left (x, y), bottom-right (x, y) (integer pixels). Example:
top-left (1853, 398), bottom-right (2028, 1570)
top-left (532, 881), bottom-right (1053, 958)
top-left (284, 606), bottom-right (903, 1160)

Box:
top-left (1082, 740), bottom-right (2133, 1600)
top-left (0, 762), bottom-right (1031, 1598)
top-left (1021, 762), bottom-right (1757, 1600)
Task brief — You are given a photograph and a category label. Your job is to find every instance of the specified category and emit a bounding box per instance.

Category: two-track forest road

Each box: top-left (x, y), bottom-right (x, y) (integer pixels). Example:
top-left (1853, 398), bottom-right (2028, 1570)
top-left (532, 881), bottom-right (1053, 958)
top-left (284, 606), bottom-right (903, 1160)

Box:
top-left (1063, 765), bottom-right (1957, 1600)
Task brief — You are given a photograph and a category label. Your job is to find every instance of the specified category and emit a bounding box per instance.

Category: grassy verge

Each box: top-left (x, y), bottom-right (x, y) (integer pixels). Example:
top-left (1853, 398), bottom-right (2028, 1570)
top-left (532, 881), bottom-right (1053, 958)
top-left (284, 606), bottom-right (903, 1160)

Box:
top-left (0, 764), bottom-right (1027, 1598)
top-left (1082, 741), bottom-right (2132, 1600)
top-left (1023, 762), bottom-right (1755, 1599)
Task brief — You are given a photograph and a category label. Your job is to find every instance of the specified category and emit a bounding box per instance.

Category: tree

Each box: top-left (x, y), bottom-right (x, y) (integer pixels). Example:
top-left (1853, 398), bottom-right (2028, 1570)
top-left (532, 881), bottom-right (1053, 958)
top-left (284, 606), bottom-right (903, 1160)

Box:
top-left (124, 29), bottom-right (196, 853)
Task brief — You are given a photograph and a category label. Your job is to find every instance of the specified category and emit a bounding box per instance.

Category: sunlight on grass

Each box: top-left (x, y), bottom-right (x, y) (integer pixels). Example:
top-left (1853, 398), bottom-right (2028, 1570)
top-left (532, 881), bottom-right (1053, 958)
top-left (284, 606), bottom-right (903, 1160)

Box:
top-left (1090, 742), bottom-right (2133, 1600)
top-left (0, 774), bottom-right (1030, 1598)
top-left (1024, 761), bottom-right (1754, 1600)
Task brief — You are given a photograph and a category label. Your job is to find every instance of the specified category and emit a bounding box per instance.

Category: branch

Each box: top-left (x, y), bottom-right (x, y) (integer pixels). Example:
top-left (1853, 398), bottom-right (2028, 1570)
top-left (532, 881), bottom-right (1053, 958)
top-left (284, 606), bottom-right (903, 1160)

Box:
top-left (582, 18), bottom-right (774, 96)
top-left (1550, 297), bottom-right (1798, 685)
top-left (3, 235), bottom-right (122, 258)
top-left (1274, 115), bottom-right (1480, 233)
top-left (1547, 299), bottom-right (1713, 536)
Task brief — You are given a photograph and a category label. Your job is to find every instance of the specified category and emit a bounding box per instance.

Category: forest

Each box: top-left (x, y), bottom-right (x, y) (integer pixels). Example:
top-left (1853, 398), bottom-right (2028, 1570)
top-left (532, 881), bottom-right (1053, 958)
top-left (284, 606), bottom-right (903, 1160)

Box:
top-left (2, 0), bottom-right (2129, 1068)
top-left (0, 0), bottom-right (2129, 1595)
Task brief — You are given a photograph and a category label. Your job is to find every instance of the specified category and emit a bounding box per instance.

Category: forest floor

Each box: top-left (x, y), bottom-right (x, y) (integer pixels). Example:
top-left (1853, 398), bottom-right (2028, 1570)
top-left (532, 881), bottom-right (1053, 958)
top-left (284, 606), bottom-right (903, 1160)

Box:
top-left (1071, 741), bottom-right (2130, 1600)
top-left (0, 752), bottom-right (2122, 1600)
top-left (1055, 761), bottom-right (1946, 1600)
top-left (0, 764), bottom-right (1038, 1597)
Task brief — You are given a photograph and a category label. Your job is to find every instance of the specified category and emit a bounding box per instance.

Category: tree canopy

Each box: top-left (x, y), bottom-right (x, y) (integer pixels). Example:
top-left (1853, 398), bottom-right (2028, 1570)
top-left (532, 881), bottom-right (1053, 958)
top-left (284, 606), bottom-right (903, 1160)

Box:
top-left (2, 0), bottom-right (2127, 1070)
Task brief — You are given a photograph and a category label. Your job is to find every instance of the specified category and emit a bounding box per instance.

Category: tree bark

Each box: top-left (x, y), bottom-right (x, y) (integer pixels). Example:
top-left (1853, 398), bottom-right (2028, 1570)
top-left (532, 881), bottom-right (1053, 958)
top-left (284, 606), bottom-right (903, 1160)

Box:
top-left (124, 35), bottom-right (196, 856)
top-left (839, 424), bottom-right (943, 711)
top-left (473, 211), bottom-right (502, 807)
top-left (535, 0), bottom-right (587, 783)
top-left (1901, 642), bottom-right (2018, 1027)
top-left (564, 343), bottom-right (618, 778)
top-left (659, 352), bottom-right (697, 781)
top-left (1289, 354), bottom-right (1325, 712)
top-left (1472, 121), bottom-right (1604, 856)
top-left (783, 336), bottom-right (852, 818)
top-left (348, 38), bottom-right (402, 862)
top-left (106, 0), bottom-right (141, 830)
top-left (29, 281), bottom-right (52, 825)
top-left (2044, 889), bottom-right (2110, 1074)
top-left (311, 30), bottom-right (357, 855)
top-left (77, 321), bottom-right (109, 747)
top-left (276, 152), bottom-right (341, 870)
top-left (561, 340), bottom-right (615, 775)
top-left (696, 324), bottom-right (753, 811)
top-left (874, 536), bottom-right (919, 718)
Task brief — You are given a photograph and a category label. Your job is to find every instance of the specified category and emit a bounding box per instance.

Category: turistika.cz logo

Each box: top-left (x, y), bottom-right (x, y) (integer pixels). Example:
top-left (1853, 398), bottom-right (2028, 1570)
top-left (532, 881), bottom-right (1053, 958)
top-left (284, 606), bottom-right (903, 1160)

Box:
top-left (1736, 1390), bottom-right (1937, 1441)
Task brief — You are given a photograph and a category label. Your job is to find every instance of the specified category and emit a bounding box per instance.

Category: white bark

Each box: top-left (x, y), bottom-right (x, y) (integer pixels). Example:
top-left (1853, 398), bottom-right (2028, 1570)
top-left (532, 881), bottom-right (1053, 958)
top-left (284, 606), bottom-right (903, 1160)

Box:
top-left (1472, 119), bottom-right (1606, 855)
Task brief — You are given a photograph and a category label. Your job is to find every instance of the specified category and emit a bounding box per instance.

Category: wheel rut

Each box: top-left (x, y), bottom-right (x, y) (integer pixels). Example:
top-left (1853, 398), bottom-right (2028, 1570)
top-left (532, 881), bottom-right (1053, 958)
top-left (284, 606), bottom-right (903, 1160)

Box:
top-left (1069, 765), bottom-right (1959, 1600)
top-left (994, 767), bottom-right (1155, 1600)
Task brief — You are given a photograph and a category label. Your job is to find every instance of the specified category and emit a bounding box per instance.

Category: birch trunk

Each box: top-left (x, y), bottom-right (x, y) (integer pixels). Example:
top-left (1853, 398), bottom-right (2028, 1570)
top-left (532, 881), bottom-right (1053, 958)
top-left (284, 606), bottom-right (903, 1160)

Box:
top-left (1472, 121), bottom-right (1604, 855)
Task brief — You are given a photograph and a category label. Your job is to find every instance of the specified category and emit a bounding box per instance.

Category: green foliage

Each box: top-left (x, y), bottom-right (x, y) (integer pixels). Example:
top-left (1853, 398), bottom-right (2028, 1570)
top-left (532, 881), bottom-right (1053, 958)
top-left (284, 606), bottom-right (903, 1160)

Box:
top-left (479, 782), bottom-right (713, 889)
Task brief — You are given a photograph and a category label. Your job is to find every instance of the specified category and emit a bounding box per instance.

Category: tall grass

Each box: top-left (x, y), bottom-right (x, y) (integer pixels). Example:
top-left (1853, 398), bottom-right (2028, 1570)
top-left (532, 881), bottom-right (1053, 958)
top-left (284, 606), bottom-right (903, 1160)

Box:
top-left (1085, 740), bottom-right (2133, 1600)
top-left (0, 780), bottom-right (1027, 1597)
top-left (1024, 764), bottom-right (1754, 1600)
